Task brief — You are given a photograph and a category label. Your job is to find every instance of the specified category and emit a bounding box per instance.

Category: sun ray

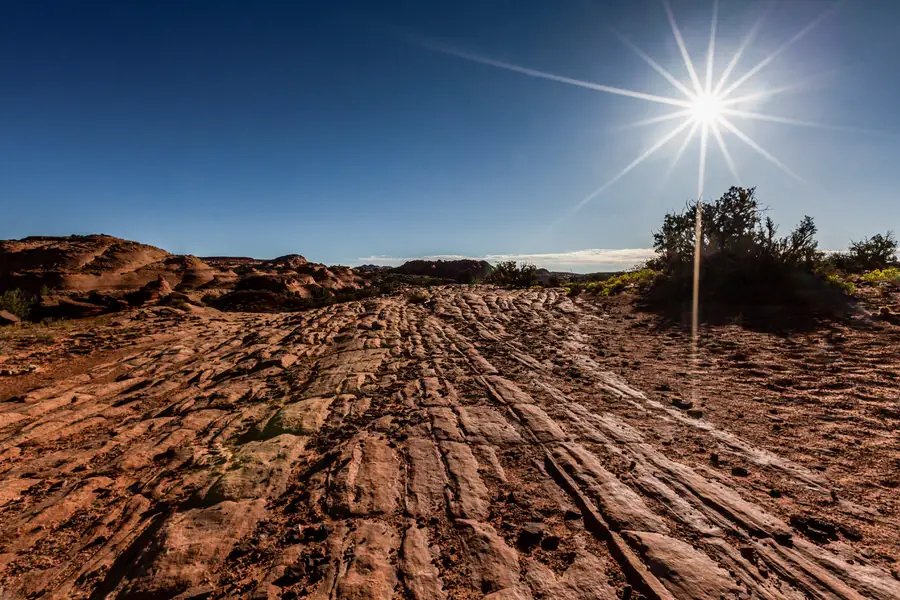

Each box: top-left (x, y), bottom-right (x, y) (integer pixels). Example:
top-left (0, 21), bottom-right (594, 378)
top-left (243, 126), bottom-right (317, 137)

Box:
top-left (711, 121), bottom-right (741, 184)
top-left (718, 117), bottom-right (806, 184)
top-left (704, 0), bottom-right (719, 93)
top-left (720, 83), bottom-right (809, 108)
top-left (663, 0), bottom-right (705, 95)
top-left (422, 42), bottom-right (693, 108)
top-left (719, 3), bottom-right (839, 98)
top-left (613, 109), bottom-right (694, 131)
top-left (720, 67), bottom-right (844, 107)
top-left (613, 30), bottom-right (696, 99)
top-left (665, 119), bottom-right (701, 179)
top-left (573, 117), bottom-right (695, 211)
top-left (722, 107), bottom-right (889, 137)
top-left (698, 121), bottom-right (710, 199)
top-left (712, 9), bottom-right (769, 96)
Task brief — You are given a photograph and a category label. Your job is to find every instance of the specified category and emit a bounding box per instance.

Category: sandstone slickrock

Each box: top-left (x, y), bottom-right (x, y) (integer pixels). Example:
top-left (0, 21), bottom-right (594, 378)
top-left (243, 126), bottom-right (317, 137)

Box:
top-left (0, 287), bottom-right (897, 599)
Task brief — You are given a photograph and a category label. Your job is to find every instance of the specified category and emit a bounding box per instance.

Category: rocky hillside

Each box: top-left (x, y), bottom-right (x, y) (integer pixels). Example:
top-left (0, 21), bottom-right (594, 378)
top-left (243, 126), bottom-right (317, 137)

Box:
top-left (0, 235), bottom-right (217, 294)
top-left (0, 235), bottom-right (366, 319)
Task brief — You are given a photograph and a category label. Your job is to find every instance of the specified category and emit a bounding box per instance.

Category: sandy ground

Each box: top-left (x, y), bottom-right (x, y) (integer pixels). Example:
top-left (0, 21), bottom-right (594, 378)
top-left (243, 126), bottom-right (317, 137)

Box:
top-left (0, 288), bottom-right (898, 599)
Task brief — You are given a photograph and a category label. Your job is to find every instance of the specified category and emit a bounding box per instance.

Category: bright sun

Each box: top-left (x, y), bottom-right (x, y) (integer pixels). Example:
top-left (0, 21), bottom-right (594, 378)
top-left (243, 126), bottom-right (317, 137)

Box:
top-left (690, 92), bottom-right (724, 123)
top-left (426, 0), bottom-right (843, 206)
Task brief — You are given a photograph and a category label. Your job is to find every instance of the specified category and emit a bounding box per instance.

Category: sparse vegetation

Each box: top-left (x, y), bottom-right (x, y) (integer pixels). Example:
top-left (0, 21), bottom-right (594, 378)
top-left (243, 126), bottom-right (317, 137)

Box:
top-left (0, 289), bottom-right (36, 320)
top-left (859, 266), bottom-right (900, 285)
top-left (565, 268), bottom-right (659, 297)
top-left (489, 261), bottom-right (539, 287)
top-left (649, 186), bottom-right (822, 275)
top-left (824, 273), bottom-right (856, 296)
top-left (577, 185), bottom-right (899, 328)
top-left (597, 268), bottom-right (660, 296)
top-left (827, 232), bottom-right (898, 273)
top-left (640, 186), bottom-right (838, 313)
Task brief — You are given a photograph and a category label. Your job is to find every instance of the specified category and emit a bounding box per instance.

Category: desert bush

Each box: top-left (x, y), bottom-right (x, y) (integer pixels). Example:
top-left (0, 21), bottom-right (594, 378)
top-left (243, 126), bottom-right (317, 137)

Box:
top-left (824, 273), bottom-right (856, 296)
top-left (406, 289), bottom-right (430, 304)
top-left (564, 269), bottom-right (658, 297)
top-left (651, 187), bottom-right (821, 273)
top-left (490, 261), bottom-right (539, 287)
top-left (849, 232), bottom-right (897, 269)
top-left (0, 289), bottom-right (35, 320)
top-left (827, 232), bottom-right (898, 272)
top-left (860, 267), bottom-right (900, 284)
top-left (646, 186), bottom-right (831, 307)
top-left (598, 268), bottom-right (660, 296)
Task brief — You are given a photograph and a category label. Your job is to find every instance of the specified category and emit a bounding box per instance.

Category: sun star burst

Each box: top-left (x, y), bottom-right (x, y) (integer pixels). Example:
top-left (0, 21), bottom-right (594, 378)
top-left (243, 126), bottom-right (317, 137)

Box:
top-left (690, 92), bottom-right (724, 124)
top-left (421, 0), bottom-right (858, 210)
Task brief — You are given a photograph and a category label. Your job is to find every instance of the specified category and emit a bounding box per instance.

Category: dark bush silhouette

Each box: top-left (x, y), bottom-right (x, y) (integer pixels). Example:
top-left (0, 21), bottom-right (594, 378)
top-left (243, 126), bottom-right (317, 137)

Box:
top-left (649, 187), bottom-right (821, 274)
top-left (489, 261), bottom-right (539, 287)
top-left (642, 186), bottom-right (852, 329)
top-left (826, 231), bottom-right (898, 272)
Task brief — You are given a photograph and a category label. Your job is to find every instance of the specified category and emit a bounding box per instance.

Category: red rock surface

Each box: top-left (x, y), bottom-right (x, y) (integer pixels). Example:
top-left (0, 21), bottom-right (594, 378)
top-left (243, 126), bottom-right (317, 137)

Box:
top-left (1, 287), bottom-right (898, 598)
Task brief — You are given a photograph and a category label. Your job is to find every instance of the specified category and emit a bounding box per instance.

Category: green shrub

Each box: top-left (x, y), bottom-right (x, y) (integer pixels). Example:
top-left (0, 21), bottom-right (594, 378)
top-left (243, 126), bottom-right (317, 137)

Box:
top-left (564, 270), bottom-right (659, 297)
top-left (860, 267), bottom-right (900, 284)
top-left (597, 268), bottom-right (660, 296)
top-left (489, 261), bottom-right (539, 287)
top-left (824, 273), bottom-right (856, 295)
top-left (0, 289), bottom-right (35, 320)
top-left (565, 283), bottom-right (584, 296)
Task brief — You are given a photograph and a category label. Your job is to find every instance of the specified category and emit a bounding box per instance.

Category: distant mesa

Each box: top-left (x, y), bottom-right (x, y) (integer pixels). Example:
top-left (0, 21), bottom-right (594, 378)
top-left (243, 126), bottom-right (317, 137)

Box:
top-left (393, 259), bottom-right (493, 284)
top-left (356, 264), bottom-right (393, 272)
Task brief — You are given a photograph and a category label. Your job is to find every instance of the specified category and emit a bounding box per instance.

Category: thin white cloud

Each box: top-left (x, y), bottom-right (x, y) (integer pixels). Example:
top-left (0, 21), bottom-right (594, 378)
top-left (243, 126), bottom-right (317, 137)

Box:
top-left (356, 248), bottom-right (656, 270)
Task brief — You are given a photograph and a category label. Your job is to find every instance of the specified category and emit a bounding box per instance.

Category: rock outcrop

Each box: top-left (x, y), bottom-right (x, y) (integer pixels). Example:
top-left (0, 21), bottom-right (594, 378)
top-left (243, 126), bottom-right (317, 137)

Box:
top-left (0, 235), bottom-right (367, 318)
top-left (393, 259), bottom-right (493, 283)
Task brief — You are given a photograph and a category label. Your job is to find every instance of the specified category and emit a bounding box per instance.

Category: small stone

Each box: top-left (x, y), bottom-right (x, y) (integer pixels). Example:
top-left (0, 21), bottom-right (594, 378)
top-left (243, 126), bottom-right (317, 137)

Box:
top-left (671, 398), bottom-right (694, 410)
top-left (731, 466), bottom-right (749, 477)
top-left (0, 310), bottom-right (22, 325)
top-left (839, 524), bottom-right (863, 541)
top-left (769, 488), bottom-right (782, 498)
top-left (620, 584), bottom-right (633, 600)
top-left (563, 509), bottom-right (582, 521)
top-left (687, 408), bottom-right (704, 419)
top-left (710, 453), bottom-right (720, 466)
top-left (540, 535), bottom-right (561, 551)
top-left (517, 522), bottom-right (545, 550)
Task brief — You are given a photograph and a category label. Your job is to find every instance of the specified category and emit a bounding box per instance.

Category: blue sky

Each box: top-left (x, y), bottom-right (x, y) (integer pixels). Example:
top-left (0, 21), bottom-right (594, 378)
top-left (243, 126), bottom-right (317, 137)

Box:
top-left (2, 0), bottom-right (898, 271)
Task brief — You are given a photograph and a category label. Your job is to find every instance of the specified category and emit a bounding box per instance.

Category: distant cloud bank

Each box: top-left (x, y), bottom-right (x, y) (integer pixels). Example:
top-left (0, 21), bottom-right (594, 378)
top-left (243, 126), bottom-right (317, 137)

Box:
top-left (356, 248), bottom-right (656, 271)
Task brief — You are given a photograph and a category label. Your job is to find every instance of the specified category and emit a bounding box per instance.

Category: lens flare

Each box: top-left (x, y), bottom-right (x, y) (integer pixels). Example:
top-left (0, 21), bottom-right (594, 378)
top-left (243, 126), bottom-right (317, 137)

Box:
top-left (690, 93), bottom-right (724, 124)
top-left (420, 0), bottom-right (872, 401)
